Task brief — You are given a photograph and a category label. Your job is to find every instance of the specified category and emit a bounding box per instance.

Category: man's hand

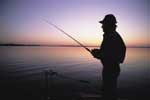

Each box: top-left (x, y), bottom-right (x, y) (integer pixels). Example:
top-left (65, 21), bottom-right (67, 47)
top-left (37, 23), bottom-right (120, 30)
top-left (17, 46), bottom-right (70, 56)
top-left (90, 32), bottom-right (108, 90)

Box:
top-left (91, 49), bottom-right (100, 59)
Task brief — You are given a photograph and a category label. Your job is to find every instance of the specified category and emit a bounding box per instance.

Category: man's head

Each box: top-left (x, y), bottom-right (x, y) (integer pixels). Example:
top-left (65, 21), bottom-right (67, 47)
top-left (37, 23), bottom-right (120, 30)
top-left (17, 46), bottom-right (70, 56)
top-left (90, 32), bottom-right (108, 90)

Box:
top-left (99, 14), bottom-right (117, 33)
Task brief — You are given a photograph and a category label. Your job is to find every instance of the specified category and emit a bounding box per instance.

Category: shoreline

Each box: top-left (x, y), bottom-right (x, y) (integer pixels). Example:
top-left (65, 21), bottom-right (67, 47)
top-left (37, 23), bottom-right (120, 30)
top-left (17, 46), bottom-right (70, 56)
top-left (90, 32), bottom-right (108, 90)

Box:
top-left (0, 44), bottom-right (149, 48)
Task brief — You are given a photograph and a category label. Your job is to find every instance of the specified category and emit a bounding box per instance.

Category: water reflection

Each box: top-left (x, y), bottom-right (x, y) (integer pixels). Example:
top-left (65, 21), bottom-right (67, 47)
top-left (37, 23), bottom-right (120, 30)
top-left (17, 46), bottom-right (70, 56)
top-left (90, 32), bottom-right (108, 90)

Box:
top-left (0, 47), bottom-right (149, 84)
top-left (125, 48), bottom-right (149, 64)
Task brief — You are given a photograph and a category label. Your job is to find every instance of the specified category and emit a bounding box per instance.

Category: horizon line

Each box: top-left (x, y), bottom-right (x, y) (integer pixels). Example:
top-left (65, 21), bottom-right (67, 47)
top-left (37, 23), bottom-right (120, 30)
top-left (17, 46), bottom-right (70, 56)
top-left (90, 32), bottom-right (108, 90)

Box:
top-left (0, 43), bottom-right (149, 48)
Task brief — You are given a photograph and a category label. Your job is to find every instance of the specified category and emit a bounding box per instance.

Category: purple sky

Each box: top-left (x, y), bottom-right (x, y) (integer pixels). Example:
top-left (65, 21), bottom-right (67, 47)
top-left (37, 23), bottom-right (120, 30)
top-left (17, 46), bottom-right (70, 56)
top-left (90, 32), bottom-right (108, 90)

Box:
top-left (1, 0), bottom-right (149, 46)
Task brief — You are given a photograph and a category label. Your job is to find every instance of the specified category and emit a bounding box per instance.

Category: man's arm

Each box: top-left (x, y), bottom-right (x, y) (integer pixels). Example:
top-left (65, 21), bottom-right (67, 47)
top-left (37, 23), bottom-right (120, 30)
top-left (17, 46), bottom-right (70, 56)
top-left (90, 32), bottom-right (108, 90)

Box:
top-left (91, 49), bottom-right (104, 59)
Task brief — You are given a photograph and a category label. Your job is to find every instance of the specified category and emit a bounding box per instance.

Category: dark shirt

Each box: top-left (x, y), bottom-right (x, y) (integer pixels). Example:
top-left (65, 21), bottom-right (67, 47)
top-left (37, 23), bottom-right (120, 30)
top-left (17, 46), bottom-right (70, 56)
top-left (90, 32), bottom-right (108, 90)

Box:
top-left (100, 31), bottom-right (126, 64)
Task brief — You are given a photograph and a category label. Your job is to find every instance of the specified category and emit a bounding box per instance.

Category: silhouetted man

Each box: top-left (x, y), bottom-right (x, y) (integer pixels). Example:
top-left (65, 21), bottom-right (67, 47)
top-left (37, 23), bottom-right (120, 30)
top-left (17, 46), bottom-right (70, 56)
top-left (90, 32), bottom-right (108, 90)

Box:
top-left (91, 14), bottom-right (126, 100)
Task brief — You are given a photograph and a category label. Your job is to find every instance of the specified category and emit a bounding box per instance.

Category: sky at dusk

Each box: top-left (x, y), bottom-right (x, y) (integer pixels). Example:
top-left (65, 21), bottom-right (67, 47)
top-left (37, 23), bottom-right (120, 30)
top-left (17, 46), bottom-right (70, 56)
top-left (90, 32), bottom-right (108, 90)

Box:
top-left (1, 0), bottom-right (149, 47)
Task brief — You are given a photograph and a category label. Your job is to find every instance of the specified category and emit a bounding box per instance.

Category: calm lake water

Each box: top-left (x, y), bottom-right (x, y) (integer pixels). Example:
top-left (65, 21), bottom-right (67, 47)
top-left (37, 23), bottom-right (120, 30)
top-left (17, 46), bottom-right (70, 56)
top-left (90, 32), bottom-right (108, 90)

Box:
top-left (0, 47), bottom-right (149, 99)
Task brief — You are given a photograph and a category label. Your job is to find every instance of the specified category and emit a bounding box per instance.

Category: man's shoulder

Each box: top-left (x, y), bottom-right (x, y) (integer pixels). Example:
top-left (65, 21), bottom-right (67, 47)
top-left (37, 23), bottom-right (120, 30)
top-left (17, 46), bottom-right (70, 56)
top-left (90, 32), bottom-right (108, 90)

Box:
top-left (108, 32), bottom-right (119, 39)
top-left (112, 32), bottom-right (123, 40)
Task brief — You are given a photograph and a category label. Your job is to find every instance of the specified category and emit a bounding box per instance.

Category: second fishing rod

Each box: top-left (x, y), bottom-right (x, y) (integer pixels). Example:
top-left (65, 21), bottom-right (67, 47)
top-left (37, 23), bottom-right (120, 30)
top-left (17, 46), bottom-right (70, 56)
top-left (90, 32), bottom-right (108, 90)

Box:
top-left (44, 20), bottom-right (91, 53)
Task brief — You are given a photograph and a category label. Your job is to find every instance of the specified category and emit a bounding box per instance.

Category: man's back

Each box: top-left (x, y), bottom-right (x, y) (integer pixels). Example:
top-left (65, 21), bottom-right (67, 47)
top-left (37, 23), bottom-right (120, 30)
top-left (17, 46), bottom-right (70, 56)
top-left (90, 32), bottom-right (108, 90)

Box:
top-left (100, 32), bottom-right (126, 64)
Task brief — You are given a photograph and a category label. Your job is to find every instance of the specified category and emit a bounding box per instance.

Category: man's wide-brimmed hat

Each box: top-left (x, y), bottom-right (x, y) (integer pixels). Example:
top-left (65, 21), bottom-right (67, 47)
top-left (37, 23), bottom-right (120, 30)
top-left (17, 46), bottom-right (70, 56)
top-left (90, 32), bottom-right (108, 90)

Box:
top-left (99, 14), bottom-right (117, 24)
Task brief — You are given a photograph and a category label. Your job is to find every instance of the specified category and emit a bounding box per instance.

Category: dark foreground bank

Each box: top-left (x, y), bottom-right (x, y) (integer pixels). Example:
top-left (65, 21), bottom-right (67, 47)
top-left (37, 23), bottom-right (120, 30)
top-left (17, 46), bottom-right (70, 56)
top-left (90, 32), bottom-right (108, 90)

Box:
top-left (0, 72), bottom-right (149, 100)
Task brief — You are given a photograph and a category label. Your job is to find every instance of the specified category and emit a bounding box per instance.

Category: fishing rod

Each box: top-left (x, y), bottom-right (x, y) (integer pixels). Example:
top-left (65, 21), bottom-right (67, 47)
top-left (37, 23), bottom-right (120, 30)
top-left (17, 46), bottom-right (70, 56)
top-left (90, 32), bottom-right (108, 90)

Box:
top-left (44, 20), bottom-right (91, 53)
